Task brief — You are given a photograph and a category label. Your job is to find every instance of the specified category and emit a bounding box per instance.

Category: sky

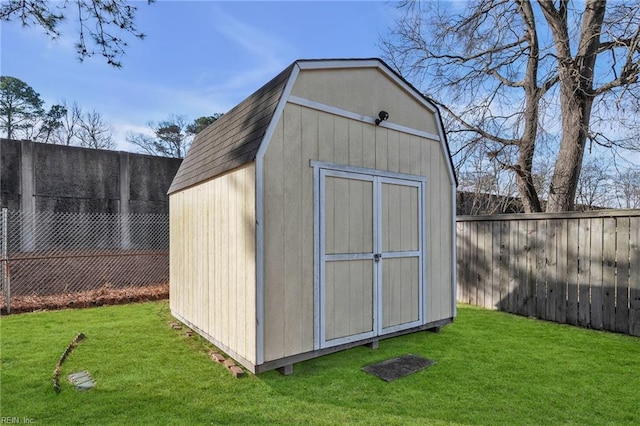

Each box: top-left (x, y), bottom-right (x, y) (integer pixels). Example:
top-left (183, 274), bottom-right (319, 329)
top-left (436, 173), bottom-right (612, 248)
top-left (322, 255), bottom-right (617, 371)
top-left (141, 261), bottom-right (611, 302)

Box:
top-left (1, 0), bottom-right (399, 151)
top-left (2, 0), bottom-right (638, 171)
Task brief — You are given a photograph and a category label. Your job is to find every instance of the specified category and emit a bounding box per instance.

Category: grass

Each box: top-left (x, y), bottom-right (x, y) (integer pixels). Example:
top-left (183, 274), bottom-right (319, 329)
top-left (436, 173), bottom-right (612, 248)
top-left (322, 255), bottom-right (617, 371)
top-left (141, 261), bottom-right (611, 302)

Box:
top-left (1, 302), bottom-right (638, 425)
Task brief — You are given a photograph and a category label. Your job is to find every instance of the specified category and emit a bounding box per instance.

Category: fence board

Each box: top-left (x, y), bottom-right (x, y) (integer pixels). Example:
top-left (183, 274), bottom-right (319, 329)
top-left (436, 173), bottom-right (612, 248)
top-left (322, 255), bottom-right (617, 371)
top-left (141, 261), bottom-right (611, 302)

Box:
top-left (458, 222), bottom-right (467, 304)
top-left (590, 218), bottom-right (604, 330)
top-left (629, 217), bottom-right (640, 336)
top-left (545, 220), bottom-right (557, 322)
top-left (476, 221), bottom-right (487, 309)
top-left (556, 220), bottom-right (568, 323)
top-left (457, 210), bottom-right (640, 336)
top-left (525, 221), bottom-right (536, 317)
top-left (468, 222), bottom-right (478, 306)
top-left (516, 221), bottom-right (528, 315)
top-left (602, 218), bottom-right (616, 331)
top-left (508, 221), bottom-right (519, 313)
top-left (614, 217), bottom-right (630, 334)
top-left (527, 220), bottom-right (536, 318)
top-left (461, 222), bottom-right (469, 305)
top-left (577, 218), bottom-right (591, 328)
top-left (491, 222), bottom-right (502, 309)
top-left (536, 219), bottom-right (548, 319)
top-left (482, 221), bottom-right (494, 309)
top-left (456, 222), bottom-right (464, 303)
top-left (498, 221), bottom-right (510, 309)
top-left (566, 219), bottom-right (579, 325)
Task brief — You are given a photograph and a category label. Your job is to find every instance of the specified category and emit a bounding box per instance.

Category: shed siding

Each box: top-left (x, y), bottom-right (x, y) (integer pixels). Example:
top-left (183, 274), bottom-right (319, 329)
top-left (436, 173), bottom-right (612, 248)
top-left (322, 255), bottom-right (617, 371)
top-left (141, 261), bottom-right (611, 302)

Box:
top-left (262, 102), bottom-right (454, 362)
top-left (170, 163), bottom-right (256, 363)
top-left (425, 143), bottom-right (455, 323)
top-left (290, 68), bottom-right (439, 136)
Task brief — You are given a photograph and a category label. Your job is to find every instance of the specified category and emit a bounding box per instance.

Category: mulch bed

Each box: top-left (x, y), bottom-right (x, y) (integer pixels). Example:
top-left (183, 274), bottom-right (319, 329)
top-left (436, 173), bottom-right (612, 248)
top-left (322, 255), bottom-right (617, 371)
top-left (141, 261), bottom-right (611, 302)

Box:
top-left (0, 283), bottom-right (168, 315)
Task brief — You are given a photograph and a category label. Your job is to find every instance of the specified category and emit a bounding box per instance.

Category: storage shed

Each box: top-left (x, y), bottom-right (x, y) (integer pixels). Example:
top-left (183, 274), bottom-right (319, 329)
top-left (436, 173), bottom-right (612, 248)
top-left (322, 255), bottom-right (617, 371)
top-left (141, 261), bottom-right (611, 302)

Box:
top-left (168, 58), bottom-right (457, 374)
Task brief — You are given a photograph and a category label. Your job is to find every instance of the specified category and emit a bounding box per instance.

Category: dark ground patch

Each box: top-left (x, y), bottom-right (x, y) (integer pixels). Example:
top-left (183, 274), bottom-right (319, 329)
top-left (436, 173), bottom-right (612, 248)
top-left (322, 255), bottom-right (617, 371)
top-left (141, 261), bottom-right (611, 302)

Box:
top-left (362, 354), bottom-right (436, 382)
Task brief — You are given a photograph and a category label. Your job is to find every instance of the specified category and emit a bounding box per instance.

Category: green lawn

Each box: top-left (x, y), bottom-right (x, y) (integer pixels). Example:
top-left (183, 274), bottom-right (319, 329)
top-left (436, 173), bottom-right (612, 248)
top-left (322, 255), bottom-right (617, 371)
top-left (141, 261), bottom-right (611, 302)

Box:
top-left (1, 302), bottom-right (638, 425)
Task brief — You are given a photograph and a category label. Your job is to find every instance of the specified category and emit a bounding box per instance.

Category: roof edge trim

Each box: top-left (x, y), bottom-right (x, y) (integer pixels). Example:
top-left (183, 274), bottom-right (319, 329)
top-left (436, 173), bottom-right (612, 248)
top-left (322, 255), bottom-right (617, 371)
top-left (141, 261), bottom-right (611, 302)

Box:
top-left (296, 58), bottom-right (381, 70)
top-left (256, 63), bottom-right (301, 160)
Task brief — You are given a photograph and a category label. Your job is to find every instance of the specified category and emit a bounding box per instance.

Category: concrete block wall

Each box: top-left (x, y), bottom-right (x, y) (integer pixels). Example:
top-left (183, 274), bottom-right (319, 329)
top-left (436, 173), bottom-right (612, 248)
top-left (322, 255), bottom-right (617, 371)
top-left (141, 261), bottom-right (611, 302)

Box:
top-left (1, 139), bottom-right (182, 214)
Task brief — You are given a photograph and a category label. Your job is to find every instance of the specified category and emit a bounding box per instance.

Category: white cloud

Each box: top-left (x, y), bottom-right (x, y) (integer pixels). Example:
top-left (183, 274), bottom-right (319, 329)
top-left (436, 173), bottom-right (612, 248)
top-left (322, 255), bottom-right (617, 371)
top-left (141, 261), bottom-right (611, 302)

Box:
top-left (95, 4), bottom-right (294, 133)
top-left (202, 4), bottom-right (292, 92)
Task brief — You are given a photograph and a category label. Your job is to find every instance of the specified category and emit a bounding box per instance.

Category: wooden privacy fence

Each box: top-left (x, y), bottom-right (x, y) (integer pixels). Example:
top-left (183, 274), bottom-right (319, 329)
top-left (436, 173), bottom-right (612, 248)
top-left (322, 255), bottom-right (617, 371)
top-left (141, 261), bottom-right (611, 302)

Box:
top-left (456, 209), bottom-right (640, 336)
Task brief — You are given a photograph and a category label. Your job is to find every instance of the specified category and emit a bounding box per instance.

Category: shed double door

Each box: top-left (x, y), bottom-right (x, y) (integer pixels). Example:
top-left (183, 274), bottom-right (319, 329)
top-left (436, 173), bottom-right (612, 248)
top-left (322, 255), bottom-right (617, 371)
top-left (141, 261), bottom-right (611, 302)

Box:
top-left (319, 169), bottom-right (424, 349)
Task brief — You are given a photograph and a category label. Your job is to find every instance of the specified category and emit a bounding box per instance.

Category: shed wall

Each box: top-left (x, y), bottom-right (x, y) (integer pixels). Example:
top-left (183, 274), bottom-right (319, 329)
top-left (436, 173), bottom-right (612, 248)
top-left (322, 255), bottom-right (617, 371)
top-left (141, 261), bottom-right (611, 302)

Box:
top-left (262, 102), bottom-right (454, 362)
top-left (170, 163), bottom-right (257, 364)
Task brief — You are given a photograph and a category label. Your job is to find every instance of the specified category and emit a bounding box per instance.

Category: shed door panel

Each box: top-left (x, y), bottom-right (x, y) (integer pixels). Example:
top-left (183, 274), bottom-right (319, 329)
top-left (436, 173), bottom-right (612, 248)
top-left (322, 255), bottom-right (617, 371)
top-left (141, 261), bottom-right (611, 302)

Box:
top-left (325, 259), bottom-right (374, 341)
top-left (382, 257), bottom-right (420, 328)
top-left (325, 177), bottom-right (373, 255)
top-left (319, 168), bottom-right (424, 349)
top-left (382, 183), bottom-right (419, 252)
top-left (322, 172), bottom-right (376, 346)
top-left (379, 180), bottom-right (423, 332)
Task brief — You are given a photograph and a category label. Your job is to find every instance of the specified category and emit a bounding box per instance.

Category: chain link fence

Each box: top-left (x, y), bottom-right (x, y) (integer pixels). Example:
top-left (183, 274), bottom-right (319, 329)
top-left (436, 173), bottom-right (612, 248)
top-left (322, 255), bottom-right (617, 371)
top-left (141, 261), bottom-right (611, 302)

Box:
top-left (1, 209), bottom-right (169, 314)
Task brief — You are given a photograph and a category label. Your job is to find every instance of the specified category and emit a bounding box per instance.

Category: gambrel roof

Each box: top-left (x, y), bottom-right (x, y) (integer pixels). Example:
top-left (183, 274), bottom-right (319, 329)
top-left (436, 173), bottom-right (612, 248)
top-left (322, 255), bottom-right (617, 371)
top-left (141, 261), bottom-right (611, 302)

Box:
top-left (169, 58), bottom-right (456, 194)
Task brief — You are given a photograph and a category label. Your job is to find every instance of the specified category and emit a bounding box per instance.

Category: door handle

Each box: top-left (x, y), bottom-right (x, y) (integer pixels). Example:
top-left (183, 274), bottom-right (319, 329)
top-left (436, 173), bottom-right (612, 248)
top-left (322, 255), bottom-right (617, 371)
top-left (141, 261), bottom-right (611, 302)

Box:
top-left (374, 253), bottom-right (382, 262)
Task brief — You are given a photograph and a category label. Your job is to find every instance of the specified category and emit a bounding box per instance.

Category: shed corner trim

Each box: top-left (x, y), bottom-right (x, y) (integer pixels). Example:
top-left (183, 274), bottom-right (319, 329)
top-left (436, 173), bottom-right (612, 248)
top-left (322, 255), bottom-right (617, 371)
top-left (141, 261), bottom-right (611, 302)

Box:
top-left (254, 63), bottom-right (301, 366)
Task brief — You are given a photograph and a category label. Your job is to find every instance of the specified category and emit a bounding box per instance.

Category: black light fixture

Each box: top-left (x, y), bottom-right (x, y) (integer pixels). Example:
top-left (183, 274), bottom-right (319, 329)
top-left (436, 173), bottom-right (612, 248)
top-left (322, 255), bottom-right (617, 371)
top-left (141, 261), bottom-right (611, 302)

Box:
top-left (375, 110), bottom-right (389, 126)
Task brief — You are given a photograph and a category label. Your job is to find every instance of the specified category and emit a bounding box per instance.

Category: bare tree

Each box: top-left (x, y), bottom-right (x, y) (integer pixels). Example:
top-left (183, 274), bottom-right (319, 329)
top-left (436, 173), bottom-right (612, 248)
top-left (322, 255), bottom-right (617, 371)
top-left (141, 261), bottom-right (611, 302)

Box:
top-left (382, 0), bottom-right (640, 212)
top-left (126, 115), bottom-right (192, 158)
top-left (52, 100), bottom-right (83, 146)
top-left (78, 109), bottom-right (114, 149)
top-left (615, 166), bottom-right (640, 208)
top-left (47, 101), bottom-right (113, 149)
top-left (456, 151), bottom-right (520, 214)
top-left (126, 114), bottom-right (222, 158)
top-left (575, 157), bottom-right (614, 210)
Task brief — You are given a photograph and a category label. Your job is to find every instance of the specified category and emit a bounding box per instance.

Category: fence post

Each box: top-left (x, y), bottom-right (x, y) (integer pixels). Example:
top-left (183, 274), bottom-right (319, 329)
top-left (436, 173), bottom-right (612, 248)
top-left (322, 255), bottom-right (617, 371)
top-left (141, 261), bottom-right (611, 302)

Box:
top-left (121, 214), bottom-right (132, 250)
top-left (2, 208), bottom-right (10, 314)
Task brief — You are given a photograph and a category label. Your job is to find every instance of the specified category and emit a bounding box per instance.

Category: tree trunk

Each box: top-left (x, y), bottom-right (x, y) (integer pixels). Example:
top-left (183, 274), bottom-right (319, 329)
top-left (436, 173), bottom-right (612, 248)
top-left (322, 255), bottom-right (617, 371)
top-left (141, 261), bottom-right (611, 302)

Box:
top-left (547, 95), bottom-right (593, 212)
top-left (540, 0), bottom-right (606, 212)
top-left (6, 108), bottom-right (13, 139)
top-left (515, 137), bottom-right (543, 212)
top-left (515, 0), bottom-right (543, 213)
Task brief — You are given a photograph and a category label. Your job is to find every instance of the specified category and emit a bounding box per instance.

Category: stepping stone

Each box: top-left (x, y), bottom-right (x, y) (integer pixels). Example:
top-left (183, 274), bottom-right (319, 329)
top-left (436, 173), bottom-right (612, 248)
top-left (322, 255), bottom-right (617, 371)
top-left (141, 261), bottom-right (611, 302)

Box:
top-left (229, 366), bottom-right (245, 378)
top-left (210, 352), bottom-right (225, 363)
top-left (68, 371), bottom-right (96, 391)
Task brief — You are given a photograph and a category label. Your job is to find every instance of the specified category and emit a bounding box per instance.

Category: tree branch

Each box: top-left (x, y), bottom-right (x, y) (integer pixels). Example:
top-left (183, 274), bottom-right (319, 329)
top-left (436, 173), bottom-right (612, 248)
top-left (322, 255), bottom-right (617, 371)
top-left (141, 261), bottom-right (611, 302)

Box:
top-left (435, 100), bottom-right (519, 146)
